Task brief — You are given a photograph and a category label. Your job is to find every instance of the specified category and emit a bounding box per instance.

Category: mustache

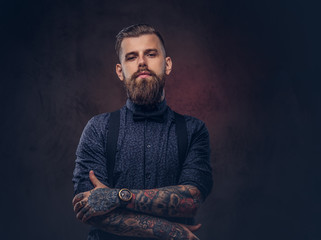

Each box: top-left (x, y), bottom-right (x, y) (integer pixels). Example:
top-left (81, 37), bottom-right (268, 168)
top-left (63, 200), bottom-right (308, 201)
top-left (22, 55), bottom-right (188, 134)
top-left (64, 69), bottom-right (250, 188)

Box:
top-left (132, 68), bottom-right (157, 79)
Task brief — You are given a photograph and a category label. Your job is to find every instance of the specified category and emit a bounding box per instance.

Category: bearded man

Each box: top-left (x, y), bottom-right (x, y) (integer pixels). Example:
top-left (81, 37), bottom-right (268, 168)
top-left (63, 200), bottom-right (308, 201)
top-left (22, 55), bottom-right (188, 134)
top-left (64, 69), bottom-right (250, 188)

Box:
top-left (72, 24), bottom-right (213, 240)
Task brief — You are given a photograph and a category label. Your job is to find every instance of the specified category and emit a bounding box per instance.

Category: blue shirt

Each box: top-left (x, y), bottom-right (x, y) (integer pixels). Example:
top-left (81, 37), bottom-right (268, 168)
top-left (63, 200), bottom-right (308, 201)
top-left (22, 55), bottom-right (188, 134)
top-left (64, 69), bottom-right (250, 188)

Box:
top-left (72, 99), bottom-right (213, 239)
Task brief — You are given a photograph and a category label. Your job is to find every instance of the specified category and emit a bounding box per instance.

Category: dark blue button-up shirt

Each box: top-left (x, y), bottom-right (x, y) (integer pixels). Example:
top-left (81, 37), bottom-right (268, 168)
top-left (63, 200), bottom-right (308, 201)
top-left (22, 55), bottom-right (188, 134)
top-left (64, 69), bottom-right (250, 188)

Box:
top-left (72, 99), bottom-right (213, 239)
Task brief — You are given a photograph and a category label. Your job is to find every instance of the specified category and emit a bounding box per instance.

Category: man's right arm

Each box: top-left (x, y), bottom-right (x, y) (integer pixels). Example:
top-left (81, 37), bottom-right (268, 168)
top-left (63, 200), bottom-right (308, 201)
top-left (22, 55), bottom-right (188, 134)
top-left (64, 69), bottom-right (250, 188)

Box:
top-left (88, 209), bottom-right (200, 240)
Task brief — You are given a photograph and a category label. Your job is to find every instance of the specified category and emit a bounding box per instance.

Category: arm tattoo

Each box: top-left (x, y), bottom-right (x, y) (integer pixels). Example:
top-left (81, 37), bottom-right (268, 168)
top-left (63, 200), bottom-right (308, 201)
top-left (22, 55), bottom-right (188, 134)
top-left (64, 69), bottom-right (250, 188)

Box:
top-left (88, 188), bottom-right (120, 212)
top-left (128, 185), bottom-right (202, 218)
top-left (88, 209), bottom-right (198, 239)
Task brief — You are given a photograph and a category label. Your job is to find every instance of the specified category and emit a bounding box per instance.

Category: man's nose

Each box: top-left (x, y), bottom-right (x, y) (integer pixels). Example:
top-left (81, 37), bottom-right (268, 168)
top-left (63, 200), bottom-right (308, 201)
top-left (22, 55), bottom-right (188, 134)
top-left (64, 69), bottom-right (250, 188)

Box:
top-left (138, 55), bottom-right (147, 67)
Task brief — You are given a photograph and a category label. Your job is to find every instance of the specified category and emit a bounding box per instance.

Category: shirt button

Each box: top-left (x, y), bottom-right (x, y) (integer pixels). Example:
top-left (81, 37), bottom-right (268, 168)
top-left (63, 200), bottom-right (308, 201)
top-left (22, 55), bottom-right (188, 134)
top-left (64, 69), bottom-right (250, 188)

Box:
top-left (145, 173), bottom-right (151, 179)
top-left (147, 144), bottom-right (151, 148)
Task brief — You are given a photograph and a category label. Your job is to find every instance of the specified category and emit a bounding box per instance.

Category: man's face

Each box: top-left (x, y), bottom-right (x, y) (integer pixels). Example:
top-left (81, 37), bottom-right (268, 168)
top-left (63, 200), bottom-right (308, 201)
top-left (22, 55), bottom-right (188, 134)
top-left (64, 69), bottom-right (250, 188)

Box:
top-left (116, 34), bottom-right (172, 106)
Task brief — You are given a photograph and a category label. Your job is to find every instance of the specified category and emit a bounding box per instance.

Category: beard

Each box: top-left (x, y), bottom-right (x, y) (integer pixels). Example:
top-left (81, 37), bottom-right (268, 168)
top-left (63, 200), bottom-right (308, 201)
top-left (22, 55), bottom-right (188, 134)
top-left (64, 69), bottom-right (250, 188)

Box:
top-left (123, 67), bottom-right (165, 107)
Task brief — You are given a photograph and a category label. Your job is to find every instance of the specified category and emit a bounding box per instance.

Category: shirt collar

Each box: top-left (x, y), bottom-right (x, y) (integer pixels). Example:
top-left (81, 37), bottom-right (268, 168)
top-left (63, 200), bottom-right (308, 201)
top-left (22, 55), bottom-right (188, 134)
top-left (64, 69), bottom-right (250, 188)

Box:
top-left (126, 98), bottom-right (168, 114)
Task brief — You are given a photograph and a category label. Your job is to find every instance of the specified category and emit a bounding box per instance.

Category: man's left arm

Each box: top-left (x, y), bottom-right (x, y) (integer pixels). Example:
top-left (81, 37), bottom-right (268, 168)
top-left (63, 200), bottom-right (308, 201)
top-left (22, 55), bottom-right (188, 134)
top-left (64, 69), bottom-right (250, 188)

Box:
top-left (128, 184), bottom-right (202, 218)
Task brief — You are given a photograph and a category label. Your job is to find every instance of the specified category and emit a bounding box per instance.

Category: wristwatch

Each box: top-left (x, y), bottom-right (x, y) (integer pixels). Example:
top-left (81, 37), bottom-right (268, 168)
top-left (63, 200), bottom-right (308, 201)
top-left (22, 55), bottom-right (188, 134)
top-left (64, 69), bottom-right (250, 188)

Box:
top-left (118, 188), bottom-right (133, 206)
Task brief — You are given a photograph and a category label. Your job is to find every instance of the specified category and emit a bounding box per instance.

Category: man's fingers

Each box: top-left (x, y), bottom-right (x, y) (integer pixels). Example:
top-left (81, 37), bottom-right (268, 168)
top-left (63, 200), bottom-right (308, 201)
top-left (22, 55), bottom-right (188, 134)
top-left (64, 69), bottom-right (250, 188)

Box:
top-left (82, 208), bottom-right (95, 223)
top-left (72, 193), bottom-right (84, 206)
top-left (183, 223), bottom-right (202, 232)
top-left (189, 223), bottom-right (202, 232)
top-left (74, 199), bottom-right (86, 213)
top-left (76, 204), bottom-right (90, 221)
top-left (89, 170), bottom-right (106, 188)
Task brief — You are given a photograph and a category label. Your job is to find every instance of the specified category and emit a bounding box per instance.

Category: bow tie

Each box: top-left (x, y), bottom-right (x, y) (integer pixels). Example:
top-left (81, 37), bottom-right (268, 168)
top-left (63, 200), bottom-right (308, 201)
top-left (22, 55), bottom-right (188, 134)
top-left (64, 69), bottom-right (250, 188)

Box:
top-left (133, 108), bottom-right (167, 123)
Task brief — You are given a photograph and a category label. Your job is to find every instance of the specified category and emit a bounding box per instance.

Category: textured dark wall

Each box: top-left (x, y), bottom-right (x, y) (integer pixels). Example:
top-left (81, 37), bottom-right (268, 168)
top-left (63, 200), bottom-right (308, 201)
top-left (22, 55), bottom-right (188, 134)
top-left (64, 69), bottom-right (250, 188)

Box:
top-left (1, 0), bottom-right (320, 239)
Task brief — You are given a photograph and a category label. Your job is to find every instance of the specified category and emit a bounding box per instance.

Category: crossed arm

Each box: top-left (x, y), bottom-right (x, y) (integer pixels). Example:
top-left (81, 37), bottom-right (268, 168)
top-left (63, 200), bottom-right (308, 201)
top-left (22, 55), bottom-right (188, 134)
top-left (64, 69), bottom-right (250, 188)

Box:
top-left (72, 170), bottom-right (202, 239)
top-left (86, 209), bottom-right (201, 239)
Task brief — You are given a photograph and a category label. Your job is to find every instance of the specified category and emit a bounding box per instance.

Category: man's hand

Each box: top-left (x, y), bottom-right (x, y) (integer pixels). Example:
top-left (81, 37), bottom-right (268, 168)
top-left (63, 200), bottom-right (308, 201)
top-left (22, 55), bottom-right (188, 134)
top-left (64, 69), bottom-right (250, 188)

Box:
top-left (72, 170), bottom-right (120, 222)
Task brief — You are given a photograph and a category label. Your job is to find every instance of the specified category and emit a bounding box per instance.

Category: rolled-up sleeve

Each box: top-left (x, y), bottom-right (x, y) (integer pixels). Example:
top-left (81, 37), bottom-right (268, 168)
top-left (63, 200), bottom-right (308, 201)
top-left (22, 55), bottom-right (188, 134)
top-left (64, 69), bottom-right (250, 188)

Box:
top-left (178, 119), bottom-right (213, 199)
top-left (72, 114), bottom-right (110, 195)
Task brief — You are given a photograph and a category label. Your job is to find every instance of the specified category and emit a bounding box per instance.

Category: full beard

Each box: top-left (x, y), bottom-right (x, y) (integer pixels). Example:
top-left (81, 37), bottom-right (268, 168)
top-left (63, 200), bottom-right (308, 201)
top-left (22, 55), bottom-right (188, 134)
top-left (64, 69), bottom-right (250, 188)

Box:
top-left (124, 68), bottom-right (165, 107)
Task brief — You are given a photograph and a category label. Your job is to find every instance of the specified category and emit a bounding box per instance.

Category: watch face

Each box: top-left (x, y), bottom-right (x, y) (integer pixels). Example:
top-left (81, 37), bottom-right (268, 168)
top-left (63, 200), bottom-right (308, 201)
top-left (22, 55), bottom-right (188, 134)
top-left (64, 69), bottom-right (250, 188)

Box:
top-left (119, 189), bottom-right (132, 202)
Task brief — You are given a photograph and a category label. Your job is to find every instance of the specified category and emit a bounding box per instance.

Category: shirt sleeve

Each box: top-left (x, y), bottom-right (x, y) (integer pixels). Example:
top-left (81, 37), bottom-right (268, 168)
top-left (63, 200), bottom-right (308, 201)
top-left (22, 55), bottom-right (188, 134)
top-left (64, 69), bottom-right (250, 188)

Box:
top-left (72, 114), bottom-right (110, 195)
top-left (178, 119), bottom-right (213, 199)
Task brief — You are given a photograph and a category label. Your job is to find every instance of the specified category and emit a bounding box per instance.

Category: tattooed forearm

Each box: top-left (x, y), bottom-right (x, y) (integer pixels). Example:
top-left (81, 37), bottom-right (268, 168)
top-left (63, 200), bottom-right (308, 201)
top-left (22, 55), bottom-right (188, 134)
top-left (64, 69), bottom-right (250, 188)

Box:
top-left (73, 171), bottom-right (201, 221)
top-left (88, 209), bottom-right (199, 240)
top-left (127, 185), bottom-right (202, 218)
top-left (88, 210), bottom-right (153, 237)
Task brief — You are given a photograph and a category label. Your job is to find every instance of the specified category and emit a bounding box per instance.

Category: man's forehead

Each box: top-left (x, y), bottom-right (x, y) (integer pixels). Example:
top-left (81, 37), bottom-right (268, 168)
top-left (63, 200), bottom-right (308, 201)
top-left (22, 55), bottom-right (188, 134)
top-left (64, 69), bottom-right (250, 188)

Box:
top-left (120, 34), bottom-right (163, 54)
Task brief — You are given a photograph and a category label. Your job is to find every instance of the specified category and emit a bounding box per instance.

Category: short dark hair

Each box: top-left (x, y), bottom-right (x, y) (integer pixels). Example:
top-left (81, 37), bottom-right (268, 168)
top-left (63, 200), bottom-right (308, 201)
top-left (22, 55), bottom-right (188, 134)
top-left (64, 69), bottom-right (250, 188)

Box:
top-left (115, 24), bottom-right (166, 59)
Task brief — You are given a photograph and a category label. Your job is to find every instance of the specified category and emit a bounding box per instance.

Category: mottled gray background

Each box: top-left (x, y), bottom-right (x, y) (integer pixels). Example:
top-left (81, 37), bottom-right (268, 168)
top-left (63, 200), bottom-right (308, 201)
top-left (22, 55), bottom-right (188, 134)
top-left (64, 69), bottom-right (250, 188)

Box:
top-left (1, 0), bottom-right (320, 239)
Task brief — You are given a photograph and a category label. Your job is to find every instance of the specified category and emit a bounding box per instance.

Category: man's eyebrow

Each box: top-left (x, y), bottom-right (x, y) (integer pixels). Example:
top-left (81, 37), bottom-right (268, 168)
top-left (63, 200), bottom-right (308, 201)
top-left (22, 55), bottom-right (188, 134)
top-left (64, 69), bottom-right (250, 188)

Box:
top-left (124, 49), bottom-right (159, 59)
top-left (144, 49), bottom-right (158, 53)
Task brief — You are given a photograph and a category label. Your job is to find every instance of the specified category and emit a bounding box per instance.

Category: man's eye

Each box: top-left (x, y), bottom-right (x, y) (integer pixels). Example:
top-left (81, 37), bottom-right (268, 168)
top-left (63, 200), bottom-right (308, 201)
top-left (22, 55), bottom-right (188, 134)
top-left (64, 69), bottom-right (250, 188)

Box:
top-left (126, 56), bottom-right (136, 61)
top-left (147, 53), bottom-right (156, 57)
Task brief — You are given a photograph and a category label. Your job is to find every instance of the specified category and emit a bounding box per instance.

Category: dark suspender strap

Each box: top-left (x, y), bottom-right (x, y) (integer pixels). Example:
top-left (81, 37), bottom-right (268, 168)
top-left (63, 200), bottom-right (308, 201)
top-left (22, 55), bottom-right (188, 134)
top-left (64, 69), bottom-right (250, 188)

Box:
top-left (174, 112), bottom-right (188, 170)
top-left (106, 110), bottom-right (120, 187)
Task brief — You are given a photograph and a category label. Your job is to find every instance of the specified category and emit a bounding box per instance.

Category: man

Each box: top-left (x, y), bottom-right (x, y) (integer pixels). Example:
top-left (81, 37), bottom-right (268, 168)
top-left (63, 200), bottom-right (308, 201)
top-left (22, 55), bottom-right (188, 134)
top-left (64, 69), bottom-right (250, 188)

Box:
top-left (72, 24), bottom-right (213, 240)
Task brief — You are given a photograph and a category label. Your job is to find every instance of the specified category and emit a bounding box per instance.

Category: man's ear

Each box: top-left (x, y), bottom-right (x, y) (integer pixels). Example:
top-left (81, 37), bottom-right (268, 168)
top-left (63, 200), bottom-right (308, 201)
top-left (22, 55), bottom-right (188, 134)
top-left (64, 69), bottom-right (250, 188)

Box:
top-left (165, 57), bottom-right (172, 75)
top-left (116, 63), bottom-right (124, 81)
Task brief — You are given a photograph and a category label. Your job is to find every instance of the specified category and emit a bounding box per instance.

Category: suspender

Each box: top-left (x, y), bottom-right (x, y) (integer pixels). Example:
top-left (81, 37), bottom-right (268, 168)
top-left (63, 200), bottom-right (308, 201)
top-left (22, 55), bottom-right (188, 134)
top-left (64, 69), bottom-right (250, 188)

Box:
top-left (106, 110), bottom-right (120, 188)
top-left (173, 112), bottom-right (188, 172)
top-left (106, 110), bottom-right (187, 187)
